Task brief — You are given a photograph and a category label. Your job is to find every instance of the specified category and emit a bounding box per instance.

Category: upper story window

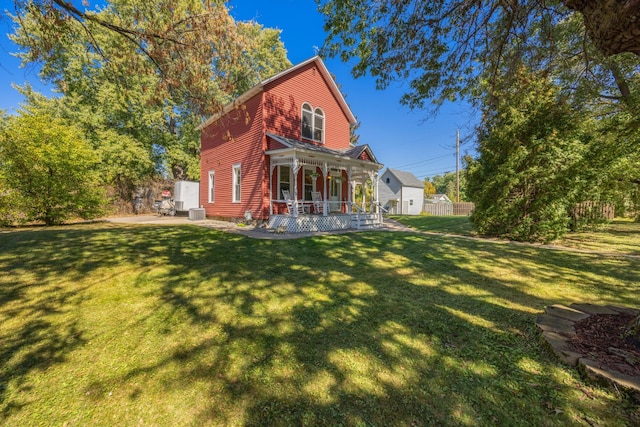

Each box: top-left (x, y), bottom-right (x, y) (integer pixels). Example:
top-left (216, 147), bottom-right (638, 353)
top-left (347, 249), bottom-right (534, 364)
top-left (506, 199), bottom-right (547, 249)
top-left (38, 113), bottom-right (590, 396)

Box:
top-left (301, 103), bottom-right (324, 143)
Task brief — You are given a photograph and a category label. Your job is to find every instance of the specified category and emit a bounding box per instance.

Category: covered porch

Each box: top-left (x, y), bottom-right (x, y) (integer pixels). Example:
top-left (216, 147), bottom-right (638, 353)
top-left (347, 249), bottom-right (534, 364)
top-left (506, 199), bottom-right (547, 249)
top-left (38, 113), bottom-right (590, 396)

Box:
top-left (266, 135), bottom-right (383, 233)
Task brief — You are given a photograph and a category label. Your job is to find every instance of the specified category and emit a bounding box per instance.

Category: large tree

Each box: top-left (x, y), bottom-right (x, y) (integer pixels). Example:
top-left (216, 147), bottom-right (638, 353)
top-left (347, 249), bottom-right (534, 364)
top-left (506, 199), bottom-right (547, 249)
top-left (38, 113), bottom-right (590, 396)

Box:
top-left (466, 67), bottom-right (593, 242)
top-left (318, 0), bottom-right (639, 111)
top-left (9, 1), bottom-right (291, 205)
top-left (563, 0), bottom-right (640, 56)
top-left (10, 0), bottom-right (247, 116)
top-left (0, 107), bottom-right (106, 225)
top-left (318, 1), bottom-right (639, 221)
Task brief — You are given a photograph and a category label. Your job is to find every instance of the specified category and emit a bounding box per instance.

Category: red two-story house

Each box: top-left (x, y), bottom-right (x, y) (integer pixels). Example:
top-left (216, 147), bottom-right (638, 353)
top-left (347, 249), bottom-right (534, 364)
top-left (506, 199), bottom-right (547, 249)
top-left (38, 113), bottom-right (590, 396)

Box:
top-left (197, 56), bottom-right (383, 232)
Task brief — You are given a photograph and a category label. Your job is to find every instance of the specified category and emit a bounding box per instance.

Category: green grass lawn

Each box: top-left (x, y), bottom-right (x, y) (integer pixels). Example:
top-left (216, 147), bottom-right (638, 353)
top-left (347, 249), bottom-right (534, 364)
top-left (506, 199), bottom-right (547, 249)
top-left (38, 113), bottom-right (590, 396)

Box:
top-left (1, 221), bottom-right (639, 426)
top-left (554, 218), bottom-right (640, 256)
top-left (390, 215), bottom-right (476, 236)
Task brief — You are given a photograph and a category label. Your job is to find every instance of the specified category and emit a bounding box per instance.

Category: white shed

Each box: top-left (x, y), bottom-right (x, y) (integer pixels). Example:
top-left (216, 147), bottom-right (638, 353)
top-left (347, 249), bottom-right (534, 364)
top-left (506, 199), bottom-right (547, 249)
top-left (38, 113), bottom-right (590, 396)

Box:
top-left (378, 168), bottom-right (424, 215)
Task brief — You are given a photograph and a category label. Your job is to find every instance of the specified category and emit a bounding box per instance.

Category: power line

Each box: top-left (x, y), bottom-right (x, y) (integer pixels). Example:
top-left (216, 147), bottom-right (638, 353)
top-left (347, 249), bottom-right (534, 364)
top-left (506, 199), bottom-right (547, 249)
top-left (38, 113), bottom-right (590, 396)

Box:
top-left (413, 167), bottom-right (455, 179)
top-left (391, 153), bottom-right (452, 169)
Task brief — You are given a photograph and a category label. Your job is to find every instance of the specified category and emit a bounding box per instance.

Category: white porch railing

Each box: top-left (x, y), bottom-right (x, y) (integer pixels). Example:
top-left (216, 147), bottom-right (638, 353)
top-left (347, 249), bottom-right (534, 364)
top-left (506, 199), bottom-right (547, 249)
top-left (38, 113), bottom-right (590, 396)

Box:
top-left (267, 213), bottom-right (352, 233)
top-left (267, 202), bottom-right (384, 233)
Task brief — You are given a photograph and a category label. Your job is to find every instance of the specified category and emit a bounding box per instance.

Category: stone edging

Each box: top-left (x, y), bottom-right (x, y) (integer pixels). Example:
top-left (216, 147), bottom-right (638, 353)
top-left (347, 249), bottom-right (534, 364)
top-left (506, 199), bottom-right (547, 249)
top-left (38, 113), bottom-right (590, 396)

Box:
top-left (536, 303), bottom-right (640, 400)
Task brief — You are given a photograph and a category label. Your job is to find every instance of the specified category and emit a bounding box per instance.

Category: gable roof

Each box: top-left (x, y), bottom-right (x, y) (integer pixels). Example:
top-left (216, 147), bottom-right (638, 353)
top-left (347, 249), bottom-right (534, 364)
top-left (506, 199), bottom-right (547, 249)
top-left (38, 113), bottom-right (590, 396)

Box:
top-left (342, 144), bottom-right (380, 164)
top-left (196, 56), bottom-right (357, 131)
top-left (385, 168), bottom-right (424, 188)
top-left (428, 193), bottom-right (452, 203)
top-left (266, 133), bottom-right (381, 165)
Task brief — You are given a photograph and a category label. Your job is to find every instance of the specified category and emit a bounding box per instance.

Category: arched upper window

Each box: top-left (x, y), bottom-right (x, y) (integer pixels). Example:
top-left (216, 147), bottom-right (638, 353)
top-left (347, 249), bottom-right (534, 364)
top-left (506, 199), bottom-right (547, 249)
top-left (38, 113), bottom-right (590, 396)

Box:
top-left (301, 103), bottom-right (324, 143)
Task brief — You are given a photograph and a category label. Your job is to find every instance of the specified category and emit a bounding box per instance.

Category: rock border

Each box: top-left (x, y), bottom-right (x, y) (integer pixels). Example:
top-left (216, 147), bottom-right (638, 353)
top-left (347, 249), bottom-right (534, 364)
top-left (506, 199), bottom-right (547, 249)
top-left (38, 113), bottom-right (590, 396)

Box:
top-left (536, 303), bottom-right (640, 401)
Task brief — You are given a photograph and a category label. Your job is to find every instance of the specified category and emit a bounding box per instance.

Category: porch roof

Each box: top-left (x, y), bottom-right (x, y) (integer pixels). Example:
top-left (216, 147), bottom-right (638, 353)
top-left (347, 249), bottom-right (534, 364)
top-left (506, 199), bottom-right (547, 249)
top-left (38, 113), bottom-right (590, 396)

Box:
top-left (265, 133), bottom-right (382, 170)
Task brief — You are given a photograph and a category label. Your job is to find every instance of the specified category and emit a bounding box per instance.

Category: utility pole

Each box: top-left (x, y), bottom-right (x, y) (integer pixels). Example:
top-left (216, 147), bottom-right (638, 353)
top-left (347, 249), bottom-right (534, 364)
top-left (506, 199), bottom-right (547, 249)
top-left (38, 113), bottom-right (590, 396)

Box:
top-left (455, 129), bottom-right (460, 202)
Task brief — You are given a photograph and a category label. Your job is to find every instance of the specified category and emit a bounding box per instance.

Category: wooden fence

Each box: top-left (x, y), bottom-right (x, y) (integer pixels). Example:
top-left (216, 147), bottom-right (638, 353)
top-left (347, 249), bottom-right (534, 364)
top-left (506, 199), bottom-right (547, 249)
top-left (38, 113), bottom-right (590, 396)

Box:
top-left (421, 201), bottom-right (615, 221)
top-left (423, 202), bottom-right (475, 216)
top-left (571, 201), bottom-right (615, 221)
top-left (453, 202), bottom-right (475, 216)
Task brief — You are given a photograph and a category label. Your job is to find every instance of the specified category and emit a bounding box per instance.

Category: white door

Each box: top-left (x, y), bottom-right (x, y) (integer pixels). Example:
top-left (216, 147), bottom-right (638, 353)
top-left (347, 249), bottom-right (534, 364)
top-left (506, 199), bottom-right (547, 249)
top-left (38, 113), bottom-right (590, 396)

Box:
top-left (329, 171), bottom-right (342, 212)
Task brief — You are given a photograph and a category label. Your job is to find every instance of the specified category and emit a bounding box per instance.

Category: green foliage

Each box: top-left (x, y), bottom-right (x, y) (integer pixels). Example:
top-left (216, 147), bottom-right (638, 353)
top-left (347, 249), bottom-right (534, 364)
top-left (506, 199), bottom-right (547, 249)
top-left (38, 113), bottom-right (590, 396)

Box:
top-left (467, 69), bottom-right (592, 243)
top-left (0, 111), bottom-right (106, 225)
top-left (9, 1), bottom-right (292, 202)
top-left (588, 110), bottom-right (640, 221)
top-left (427, 172), bottom-right (466, 202)
top-left (319, 0), bottom-right (639, 235)
top-left (318, 0), bottom-right (570, 110)
top-left (319, 1), bottom-right (639, 112)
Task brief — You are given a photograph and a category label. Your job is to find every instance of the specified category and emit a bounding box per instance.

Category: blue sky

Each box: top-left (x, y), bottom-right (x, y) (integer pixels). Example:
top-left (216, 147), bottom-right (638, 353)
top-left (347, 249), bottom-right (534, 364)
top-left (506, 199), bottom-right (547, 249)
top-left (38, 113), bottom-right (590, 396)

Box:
top-left (0, 0), bottom-right (477, 180)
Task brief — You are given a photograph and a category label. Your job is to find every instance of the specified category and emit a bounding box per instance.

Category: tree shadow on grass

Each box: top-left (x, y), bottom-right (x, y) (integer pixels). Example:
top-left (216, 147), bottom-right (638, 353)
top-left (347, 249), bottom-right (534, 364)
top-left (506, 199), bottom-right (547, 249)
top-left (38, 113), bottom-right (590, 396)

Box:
top-left (0, 280), bottom-right (86, 420)
top-left (0, 223), bottom-right (638, 425)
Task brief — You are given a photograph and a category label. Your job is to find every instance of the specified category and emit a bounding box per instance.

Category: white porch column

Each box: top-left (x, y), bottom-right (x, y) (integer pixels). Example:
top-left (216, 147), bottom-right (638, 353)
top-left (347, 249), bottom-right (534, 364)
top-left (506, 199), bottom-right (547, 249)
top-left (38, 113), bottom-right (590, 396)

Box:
top-left (269, 162), bottom-right (275, 215)
top-left (347, 167), bottom-right (353, 213)
top-left (292, 156), bottom-right (300, 217)
top-left (322, 162), bottom-right (328, 216)
top-left (369, 171), bottom-right (376, 213)
top-left (374, 171), bottom-right (380, 220)
top-left (361, 175), bottom-right (367, 211)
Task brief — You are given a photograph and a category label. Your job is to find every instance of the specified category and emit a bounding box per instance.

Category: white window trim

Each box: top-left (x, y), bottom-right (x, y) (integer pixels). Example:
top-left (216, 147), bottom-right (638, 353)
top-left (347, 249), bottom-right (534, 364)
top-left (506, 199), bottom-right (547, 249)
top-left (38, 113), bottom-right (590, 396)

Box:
top-left (208, 170), bottom-right (215, 203)
top-left (301, 102), bottom-right (325, 144)
top-left (313, 107), bottom-right (324, 143)
top-left (232, 163), bottom-right (241, 203)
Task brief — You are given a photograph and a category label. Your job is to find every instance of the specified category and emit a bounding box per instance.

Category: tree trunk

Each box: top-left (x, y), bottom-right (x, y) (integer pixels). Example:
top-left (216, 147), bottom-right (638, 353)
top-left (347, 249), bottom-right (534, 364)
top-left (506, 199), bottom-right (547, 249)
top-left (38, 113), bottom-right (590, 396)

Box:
top-left (562, 0), bottom-right (640, 56)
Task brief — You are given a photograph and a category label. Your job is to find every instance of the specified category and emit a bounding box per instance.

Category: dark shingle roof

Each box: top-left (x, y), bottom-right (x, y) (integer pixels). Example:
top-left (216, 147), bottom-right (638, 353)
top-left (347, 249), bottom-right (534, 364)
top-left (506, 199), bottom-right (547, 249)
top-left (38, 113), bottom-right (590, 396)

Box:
top-left (267, 133), bottom-right (379, 163)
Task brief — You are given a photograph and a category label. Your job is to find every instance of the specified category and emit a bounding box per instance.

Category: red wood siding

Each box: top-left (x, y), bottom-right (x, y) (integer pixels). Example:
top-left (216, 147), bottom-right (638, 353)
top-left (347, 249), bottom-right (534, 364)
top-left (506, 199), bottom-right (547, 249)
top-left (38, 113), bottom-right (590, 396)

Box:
top-left (199, 58), bottom-right (359, 220)
top-left (263, 62), bottom-right (351, 150)
top-left (200, 94), bottom-right (268, 219)
top-left (359, 150), bottom-right (372, 162)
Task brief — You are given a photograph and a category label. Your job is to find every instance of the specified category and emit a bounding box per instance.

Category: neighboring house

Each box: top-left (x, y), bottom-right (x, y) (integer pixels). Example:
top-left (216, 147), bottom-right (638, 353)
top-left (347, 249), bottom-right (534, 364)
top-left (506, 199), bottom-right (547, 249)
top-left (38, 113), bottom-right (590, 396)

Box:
top-left (426, 193), bottom-right (452, 204)
top-left (378, 168), bottom-right (424, 215)
top-left (196, 56), bottom-right (383, 232)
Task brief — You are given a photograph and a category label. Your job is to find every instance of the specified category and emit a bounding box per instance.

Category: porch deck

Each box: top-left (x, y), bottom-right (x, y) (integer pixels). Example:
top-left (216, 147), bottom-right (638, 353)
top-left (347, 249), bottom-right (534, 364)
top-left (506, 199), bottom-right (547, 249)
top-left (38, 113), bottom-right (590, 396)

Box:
top-left (267, 213), bottom-right (382, 233)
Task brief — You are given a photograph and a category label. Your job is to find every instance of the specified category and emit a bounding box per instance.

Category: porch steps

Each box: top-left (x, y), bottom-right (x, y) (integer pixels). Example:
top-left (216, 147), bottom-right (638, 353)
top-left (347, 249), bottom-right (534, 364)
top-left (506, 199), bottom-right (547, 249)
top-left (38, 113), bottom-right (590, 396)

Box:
top-left (351, 213), bottom-right (381, 230)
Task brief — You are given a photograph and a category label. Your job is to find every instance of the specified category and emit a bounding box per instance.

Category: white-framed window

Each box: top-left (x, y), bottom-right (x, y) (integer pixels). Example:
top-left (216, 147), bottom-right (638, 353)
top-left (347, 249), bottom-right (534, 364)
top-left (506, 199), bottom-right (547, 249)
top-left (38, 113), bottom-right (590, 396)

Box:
top-left (302, 104), bottom-right (313, 139)
top-left (208, 170), bottom-right (215, 203)
top-left (313, 107), bottom-right (324, 141)
top-left (278, 165), bottom-right (291, 199)
top-left (301, 103), bottom-right (324, 143)
top-left (232, 163), bottom-right (241, 203)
